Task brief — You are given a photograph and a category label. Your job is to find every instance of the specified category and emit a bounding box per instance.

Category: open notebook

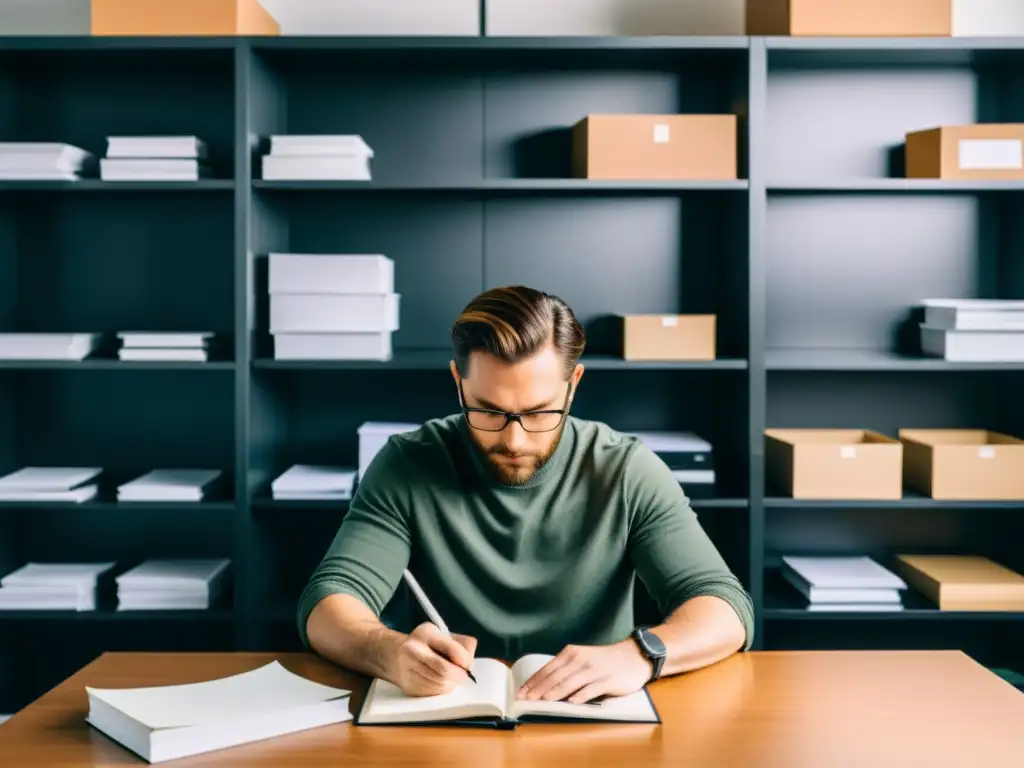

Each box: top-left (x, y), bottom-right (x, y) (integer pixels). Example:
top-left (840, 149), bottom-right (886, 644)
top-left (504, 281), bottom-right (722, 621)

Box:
top-left (356, 654), bottom-right (660, 729)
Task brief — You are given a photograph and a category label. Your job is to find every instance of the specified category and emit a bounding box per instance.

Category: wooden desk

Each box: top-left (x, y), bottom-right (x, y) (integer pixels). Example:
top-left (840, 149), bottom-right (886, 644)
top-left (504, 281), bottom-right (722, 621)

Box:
top-left (1, 650), bottom-right (1023, 767)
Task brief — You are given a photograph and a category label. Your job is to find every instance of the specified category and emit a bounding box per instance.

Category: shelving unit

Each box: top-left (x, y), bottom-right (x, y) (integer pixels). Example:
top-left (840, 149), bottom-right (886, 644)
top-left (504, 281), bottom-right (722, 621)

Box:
top-left (0, 34), bottom-right (1021, 713)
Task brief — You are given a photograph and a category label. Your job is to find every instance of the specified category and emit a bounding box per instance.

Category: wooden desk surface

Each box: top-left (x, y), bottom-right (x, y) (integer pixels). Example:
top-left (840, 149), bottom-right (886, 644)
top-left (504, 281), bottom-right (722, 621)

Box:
top-left (1, 650), bottom-right (1023, 768)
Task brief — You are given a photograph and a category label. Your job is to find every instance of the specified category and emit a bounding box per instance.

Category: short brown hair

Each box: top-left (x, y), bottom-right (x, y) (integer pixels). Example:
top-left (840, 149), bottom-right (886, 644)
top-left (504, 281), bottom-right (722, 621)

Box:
top-left (451, 286), bottom-right (585, 379)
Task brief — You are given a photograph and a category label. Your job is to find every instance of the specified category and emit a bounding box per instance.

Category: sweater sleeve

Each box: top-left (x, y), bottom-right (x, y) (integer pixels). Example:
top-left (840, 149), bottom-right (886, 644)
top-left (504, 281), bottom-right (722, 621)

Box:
top-left (296, 438), bottom-right (413, 648)
top-left (625, 441), bottom-right (755, 650)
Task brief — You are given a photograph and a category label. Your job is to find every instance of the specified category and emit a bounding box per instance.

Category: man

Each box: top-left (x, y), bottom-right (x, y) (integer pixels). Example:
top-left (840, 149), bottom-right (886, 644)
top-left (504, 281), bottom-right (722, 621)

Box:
top-left (298, 286), bottom-right (753, 705)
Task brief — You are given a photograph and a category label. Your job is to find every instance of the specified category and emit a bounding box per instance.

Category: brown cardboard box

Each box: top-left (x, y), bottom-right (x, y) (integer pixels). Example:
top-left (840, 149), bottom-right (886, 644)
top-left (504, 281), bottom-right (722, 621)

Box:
top-left (618, 315), bottom-right (716, 361)
top-left (747, 0), bottom-right (952, 36)
top-left (905, 125), bottom-right (1024, 180)
top-left (765, 429), bottom-right (903, 500)
top-left (899, 429), bottom-right (1024, 500)
top-left (894, 555), bottom-right (1024, 611)
top-left (92, 0), bottom-right (280, 36)
top-left (571, 115), bottom-right (737, 181)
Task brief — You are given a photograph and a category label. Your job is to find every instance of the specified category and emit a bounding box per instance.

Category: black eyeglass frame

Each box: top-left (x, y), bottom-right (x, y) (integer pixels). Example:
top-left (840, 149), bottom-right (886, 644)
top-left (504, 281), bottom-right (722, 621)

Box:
top-left (459, 381), bottom-right (573, 433)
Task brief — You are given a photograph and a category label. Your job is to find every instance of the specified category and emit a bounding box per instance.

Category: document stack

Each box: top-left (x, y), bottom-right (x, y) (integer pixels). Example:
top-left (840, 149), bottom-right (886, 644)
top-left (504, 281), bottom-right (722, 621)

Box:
top-left (116, 470), bottom-right (222, 503)
top-left (781, 555), bottom-right (908, 612)
top-left (269, 253), bottom-right (399, 361)
top-left (271, 465), bottom-right (356, 501)
top-left (116, 558), bottom-right (230, 611)
top-left (0, 142), bottom-right (91, 180)
top-left (100, 136), bottom-right (208, 181)
top-left (0, 562), bottom-right (115, 612)
top-left (358, 422), bottom-right (421, 480)
top-left (628, 431), bottom-right (716, 499)
top-left (261, 134), bottom-right (373, 180)
top-left (0, 467), bottom-right (101, 504)
top-left (0, 332), bottom-right (99, 361)
top-left (919, 299), bottom-right (1024, 362)
top-left (117, 332), bottom-right (214, 362)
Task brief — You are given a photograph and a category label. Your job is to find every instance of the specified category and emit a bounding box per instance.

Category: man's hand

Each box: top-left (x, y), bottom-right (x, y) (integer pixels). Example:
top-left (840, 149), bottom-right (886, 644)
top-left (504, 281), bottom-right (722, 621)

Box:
top-left (390, 622), bottom-right (478, 697)
top-left (516, 640), bottom-right (652, 704)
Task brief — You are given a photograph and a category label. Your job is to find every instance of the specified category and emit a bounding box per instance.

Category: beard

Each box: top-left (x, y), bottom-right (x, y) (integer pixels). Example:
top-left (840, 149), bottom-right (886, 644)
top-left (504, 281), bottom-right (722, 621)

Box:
top-left (470, 426), bottom-right (564, 487)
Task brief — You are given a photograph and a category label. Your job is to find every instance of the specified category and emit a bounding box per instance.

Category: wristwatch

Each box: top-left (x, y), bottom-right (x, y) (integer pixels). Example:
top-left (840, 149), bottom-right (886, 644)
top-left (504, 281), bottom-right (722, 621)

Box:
top-left (631, 628), bottom-right (667, 681)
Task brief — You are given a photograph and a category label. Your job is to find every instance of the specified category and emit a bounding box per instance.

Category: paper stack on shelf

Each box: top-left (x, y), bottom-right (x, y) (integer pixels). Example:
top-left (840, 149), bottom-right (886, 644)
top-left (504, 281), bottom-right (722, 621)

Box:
top-left (116, 470), bottom-right (222, 503)
top-left (358, 422), bottom-right (421, 480)
top-left (0, 467), bottom-right (102, 503)
top-left (117, 332), bottom-right (214, 362)
top-left (0, 333), bottom-right (99, 361)
top-left (116, 558), bottom-right (230, 611)
top-left (627, 431), bottom-right (716, 498)
top-left (271, 465), bottom-right (356, 500)
top-left (261, 134), bottom-right (373, 180)
top-left (919, 299), bottom-right (1024, 362)
top-left (100, 136), bottom-right (208, 181)
top-left (781, 555), bottom-right (908, 612)
top-left (268, 253), bottom-right (398, 361)
top-left (0, 142), bottom-right (92, 180)
top-left (0, 562), bottom-right (116, 611)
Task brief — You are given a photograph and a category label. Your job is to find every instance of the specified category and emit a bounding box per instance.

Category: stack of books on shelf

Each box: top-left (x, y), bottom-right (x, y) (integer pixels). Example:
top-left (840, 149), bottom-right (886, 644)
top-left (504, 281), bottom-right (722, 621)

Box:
top-left (261, 134), bottom-right (373, 180)
top-left (117, 470), bottom-right (223, 503)
top-left (627, 430), bottom-right (716, 499)
top-left (0, 333), bottom-right (99, 361)
top-left (116, 558), bottom-right (230, 611)
top-left (117, 331), bottom-right (215, 362)
top-left (358, 422), bottom-right (420, 480)
top-left (0, 142), bottom-right (92, 180)
top-left (781, 555), bottom-right (908, 612)
top-left (0, 562), bottom-right (115, 612)
top-left (269, 253), bottom-right (399, 361)
top-left (270, 465), bottom-right (356, 501)
top-left (919, 299), bottom-right (1024, 362)
top-left (100, 136), bottom-right (208, 181)
top-left (0, 467), bottom-right (101, 504)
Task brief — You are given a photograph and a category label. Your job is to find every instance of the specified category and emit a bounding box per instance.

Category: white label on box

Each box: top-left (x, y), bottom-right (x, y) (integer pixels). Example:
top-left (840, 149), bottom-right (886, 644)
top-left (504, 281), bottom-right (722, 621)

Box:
top-left (840, 446), bottom-right (857, 459)
top-left (654, 124), bottom-right (670, 144)
top-left (660, 316), bottom-right (678, 327)
top-left (979, 446), bottom-right (996, 459)
top-left (958, 138), bottom-right (1023, 170)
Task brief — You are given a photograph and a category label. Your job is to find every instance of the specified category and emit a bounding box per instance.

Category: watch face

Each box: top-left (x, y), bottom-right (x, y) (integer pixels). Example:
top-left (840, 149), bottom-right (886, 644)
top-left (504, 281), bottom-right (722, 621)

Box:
top-left (639, 629), bottom-right (667, 657)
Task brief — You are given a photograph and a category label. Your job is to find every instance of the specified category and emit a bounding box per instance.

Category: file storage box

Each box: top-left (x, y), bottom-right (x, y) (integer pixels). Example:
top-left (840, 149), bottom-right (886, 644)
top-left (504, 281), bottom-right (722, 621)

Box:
top-left (765, 429), bottom-right (904, 500)
top-left (268, 254), bottom-right (394, 295)
top-left (269, 294), bottom-right (400, 334)
top-left (618, 315), bottom-right (716, 361)
top-left (747, 0), bottom-right (952, 36)
top-left (905, 125), bottom-right (1024, 180)
top-left (91, 0), bottom-right (280, 35)
top-left (899, 429), bottom-right (1024, 500)
top-left (894, 555), bottom-right (1024, 611)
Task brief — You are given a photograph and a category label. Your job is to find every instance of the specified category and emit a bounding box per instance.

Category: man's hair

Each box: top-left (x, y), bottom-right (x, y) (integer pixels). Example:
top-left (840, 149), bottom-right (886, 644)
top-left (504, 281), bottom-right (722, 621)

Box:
top-left (451, 286), bottom-right (585, 379)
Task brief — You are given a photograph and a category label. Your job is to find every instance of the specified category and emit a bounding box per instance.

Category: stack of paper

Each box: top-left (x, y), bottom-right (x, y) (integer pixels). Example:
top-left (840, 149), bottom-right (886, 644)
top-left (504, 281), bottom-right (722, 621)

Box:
top-left (269, 254), bottom-right (398, 361)
top-left (100, 136), bottom-right (208, 182)
top-left (85, 660), bottom-right (352, 763)
top-left (0, 333), bottom-right (99, 361)
top-left (117, 470), bottom-right (222, 503)
top-left (117, 332), bottom-right (215, 362)
top-left (0, 562), bottom-right (116, 611)
top-left (0, 467), bottom-right (102, 504)
top-left (919, 299), bottom-right (1024, 362)
top-left (261, 134), bottom-right (373, 181)
top-left (271, 465), bottom-right (356, 500)
top-left (628, 431), bottom-right (715, 498)
top-left (116, 559), bottom-right (230, 611)
top-left (0, 142), bottom-right (92, 180)
top-left (781, 556), bottom-right (908, 611)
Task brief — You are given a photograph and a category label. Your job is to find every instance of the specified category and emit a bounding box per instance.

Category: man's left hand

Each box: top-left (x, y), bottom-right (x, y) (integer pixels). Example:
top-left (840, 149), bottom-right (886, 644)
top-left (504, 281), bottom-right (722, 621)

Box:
top-left (516, 640), bottom-right (653, 704)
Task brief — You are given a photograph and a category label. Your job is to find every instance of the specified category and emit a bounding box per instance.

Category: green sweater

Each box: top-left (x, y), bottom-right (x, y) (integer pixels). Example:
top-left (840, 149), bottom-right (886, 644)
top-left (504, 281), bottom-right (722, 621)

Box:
top-left (297, 415), bottom-right (754, 659)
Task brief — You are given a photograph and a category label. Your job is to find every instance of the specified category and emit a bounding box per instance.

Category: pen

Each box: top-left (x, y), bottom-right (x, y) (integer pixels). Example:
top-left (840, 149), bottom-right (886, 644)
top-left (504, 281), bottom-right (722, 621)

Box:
top-left (402, 568), bottom-right (478, 684)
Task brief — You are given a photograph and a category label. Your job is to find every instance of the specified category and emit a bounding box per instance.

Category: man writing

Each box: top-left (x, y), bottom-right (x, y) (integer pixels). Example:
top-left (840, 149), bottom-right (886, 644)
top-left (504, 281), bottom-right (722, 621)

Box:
top-left (298, 286), bottom-right (753, 705)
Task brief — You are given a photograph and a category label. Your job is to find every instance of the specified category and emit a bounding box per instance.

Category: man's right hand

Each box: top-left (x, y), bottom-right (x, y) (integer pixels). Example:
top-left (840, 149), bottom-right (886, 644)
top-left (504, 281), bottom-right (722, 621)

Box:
top-left (390, 622), bottom-right (478, 697)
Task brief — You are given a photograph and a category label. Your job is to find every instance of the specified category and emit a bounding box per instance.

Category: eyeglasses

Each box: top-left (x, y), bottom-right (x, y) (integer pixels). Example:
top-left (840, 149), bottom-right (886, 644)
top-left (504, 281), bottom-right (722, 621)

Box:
top-left (459, 381), bottom-right (572, 433)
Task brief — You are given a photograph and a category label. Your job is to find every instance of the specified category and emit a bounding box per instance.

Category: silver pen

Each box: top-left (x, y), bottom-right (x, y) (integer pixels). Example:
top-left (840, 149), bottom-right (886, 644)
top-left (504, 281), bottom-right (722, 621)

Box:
top-left (403, 568), bottom-right (478, 684)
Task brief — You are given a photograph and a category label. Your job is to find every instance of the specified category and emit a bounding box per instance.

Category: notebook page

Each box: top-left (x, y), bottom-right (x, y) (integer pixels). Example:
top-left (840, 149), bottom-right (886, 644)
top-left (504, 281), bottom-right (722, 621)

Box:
top-left (362, 658), bottom-right (507, 720)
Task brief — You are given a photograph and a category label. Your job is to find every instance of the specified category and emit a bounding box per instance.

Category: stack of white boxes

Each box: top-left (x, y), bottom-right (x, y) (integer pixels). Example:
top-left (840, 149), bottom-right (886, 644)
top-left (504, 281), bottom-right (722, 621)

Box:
top-left (268, 253), bottom-right (399, 361)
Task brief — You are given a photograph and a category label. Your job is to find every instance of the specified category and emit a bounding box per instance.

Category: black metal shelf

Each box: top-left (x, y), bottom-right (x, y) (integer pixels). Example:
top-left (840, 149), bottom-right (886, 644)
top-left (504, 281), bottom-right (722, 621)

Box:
top-left (764, 492), bottom-right (1024, 510)
top-left (253, 179), bottom-right (749, 193)
top-left (0, 180), bottom-right (234, 192)
top-left (0, 609), bottom-right (235, 621)
top-left (765, 348), bottom-right (1024, 371)
top-left (767, 180), bottom-right (1024, 193)
top-left (0, 360), bottom-right (235, 371)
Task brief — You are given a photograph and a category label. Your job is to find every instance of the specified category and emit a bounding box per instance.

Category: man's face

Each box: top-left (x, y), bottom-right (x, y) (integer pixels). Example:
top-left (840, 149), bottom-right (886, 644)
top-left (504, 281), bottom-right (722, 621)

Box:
top-left (451, 345), bottom-right (582, 486)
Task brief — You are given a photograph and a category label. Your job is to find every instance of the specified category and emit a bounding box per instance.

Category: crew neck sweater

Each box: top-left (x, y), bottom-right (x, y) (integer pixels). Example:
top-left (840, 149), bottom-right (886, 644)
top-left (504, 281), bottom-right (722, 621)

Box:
top-left (296, 415), bottom-right (754, 659)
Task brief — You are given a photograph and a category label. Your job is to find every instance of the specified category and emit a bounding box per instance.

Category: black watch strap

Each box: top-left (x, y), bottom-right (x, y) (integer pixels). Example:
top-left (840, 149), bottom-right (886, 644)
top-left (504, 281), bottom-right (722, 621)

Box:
top-left (632, 628), bottom-right (667, 681)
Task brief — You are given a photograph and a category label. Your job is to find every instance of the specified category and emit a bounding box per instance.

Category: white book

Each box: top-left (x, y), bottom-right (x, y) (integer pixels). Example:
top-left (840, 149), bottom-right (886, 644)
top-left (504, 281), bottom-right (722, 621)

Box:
top-left (85, 661), bottom-right (352, 763)
top-left (118, 332), bottom-right (213, 349)
top-left (781, 556), bottom-right (908, 591)
top-left (0, 333), bottom-right (99, 360)
top-left (262, 155), bottom-right (371, 181)
top-left (106, 136), bottom-right (207, 160)
top-left (0, 485), bottom-right (98, 503)
top-left (922, 299), bottom-right (1024, 331)
top-left (269, 135), bottom-right (373, 158)
top-left (118, 470), bottom-right (221, 493)
top-left (100, 158), bottom-right (207, 181)
top-left (267, 253), bottom-right (393, 294)
top-left (118, 349), bottom-right (208, 362)
top-left (272, 332), bottom-right (392, 361)
top-left (269, 293), bottom-right (400, 333)
top-left (782, 567), bottom-right (902, 604)
top-left (920, 324), bottom-right (1024, 362)
top-left (0, 142), bottom-right (91, 171)
top-left (271, 465), bottom-right (356, 496)
top-left (806, 603), bottom-right (904, 612)
top-left (0, 467), bottom-right (101, 492)
top-left (115, 559), bottom-right (230, 589)
top-left (1, 561), bottom-right (116, 588)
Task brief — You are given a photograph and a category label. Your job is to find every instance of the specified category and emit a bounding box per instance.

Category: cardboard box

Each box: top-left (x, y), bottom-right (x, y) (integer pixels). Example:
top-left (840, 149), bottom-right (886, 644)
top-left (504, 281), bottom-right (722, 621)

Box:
top-left (894, 555), bottom-right (1024, 611)
top-left (572, 115), bottom-right (737, 181)
top-left (747, 0), bottom-right (952, 36)
top-left (618, 315), bottom-right (716, 361)
top-left (765, 429), bottom-right (903, 500)
top-left (905, 125), bottom-right (1024, 180)
top-left (899, 429), bottom-right (1024, 500)
top-left (91, 0), bottom-right (280, 36)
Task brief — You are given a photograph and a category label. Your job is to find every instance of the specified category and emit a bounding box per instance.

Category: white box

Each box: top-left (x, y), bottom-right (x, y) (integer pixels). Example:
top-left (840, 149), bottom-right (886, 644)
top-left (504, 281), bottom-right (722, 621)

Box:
top-left (486, 0), bottom-right (744, 36)
top-left (923, 299), bottom-right (1024, 332)
top-left (0, 0), bottom-right (91, 35)
top-left (920, 325), bottom-right (1024, 362)
top-left (270, 293), bottom-right (399, 333)
top-left (953, 0), bottom-right (1024, 36)
top-left (358, 422), bottom-right (421, 479)
top-left (259, 0), bottom-right (479, 35)
top-left (273, 333), bottom-right (392, 361)
top-left (268, 254), bottom-right (393, 295)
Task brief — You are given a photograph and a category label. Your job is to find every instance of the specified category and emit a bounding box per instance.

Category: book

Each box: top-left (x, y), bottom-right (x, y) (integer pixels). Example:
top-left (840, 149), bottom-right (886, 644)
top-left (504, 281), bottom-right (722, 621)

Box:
top-left (355, 654), bottom-right (660, 729)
